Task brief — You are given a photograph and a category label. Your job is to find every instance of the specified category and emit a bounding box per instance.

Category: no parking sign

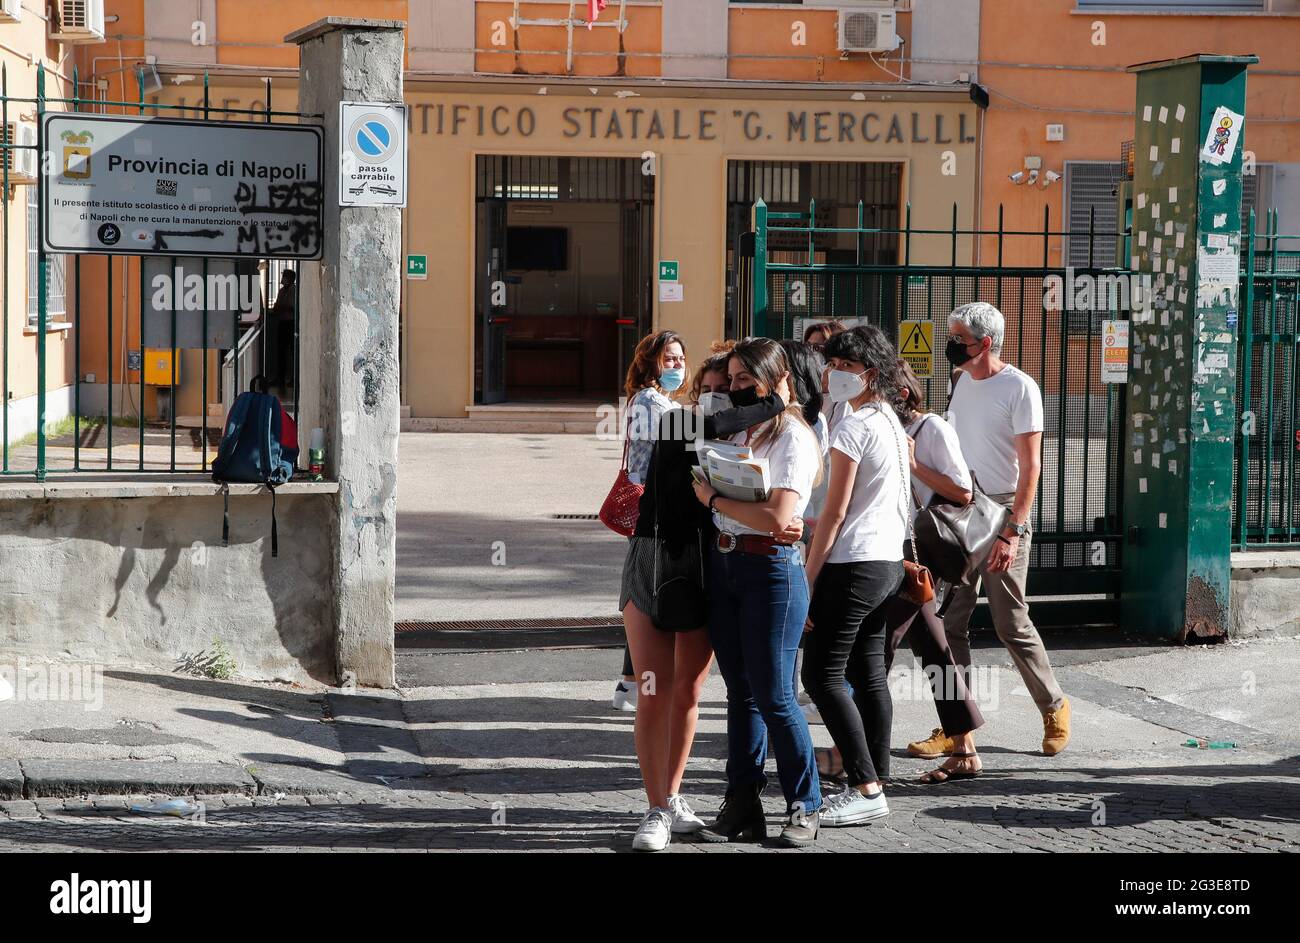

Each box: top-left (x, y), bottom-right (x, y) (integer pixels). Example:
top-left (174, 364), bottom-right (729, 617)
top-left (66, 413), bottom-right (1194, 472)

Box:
top-left (339, 102), bottom-right (408, 207)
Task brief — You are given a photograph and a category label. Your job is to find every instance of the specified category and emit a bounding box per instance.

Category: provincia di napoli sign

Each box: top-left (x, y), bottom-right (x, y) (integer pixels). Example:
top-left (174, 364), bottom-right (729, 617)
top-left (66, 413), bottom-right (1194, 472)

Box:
top-left (41, 113), bottom-right (324, 259)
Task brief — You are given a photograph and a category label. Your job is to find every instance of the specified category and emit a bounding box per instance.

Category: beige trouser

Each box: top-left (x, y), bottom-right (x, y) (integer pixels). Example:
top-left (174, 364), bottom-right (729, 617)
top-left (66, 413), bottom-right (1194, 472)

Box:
top-left (942, 494), bottom-right (1066, 714)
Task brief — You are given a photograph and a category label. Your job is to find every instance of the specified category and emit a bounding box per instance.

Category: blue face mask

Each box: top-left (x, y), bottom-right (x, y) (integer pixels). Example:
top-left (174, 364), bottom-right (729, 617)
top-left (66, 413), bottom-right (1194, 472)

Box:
top-left (659, 368), bottom-right (685, 392)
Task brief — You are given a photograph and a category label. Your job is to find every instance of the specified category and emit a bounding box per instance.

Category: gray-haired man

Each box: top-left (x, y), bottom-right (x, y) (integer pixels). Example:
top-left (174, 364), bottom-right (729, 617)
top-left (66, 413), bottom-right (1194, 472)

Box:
top-left (907, 302), bottom-right (1071, 762)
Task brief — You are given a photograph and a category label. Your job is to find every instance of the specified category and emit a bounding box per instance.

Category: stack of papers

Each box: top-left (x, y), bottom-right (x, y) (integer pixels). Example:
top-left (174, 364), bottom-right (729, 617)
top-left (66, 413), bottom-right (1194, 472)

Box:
top-left (693, 440), bottom-right (771, 502)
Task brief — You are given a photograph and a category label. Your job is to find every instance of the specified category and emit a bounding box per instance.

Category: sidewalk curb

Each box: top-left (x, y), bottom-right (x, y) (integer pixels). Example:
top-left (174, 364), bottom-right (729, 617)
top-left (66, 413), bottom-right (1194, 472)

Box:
top-left (0, 760), bottom-right (21, 800)
top-left (3, 758), bottom-right (413, 800)
top-left (19, 760), bottom-right (257, 799)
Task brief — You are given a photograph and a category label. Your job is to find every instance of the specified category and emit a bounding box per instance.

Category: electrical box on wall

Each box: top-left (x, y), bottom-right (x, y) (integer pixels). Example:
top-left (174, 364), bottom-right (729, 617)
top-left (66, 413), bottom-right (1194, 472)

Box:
top-left (1046, 123), bottom-right (1065, 142)
top-left (142, 349), bottom-right (180, 387)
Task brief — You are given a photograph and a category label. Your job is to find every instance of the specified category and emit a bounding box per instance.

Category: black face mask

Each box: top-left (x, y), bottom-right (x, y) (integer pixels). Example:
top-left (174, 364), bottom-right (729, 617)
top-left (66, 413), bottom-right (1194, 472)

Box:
top-left (945, 338), bottom-right (977, 367)
top-left (729, 385), bottom-right (760, 408)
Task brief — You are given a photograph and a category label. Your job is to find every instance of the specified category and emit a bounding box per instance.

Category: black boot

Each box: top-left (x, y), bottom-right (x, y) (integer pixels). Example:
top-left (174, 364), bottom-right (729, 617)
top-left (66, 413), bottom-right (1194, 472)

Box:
top-left (697, 783), bottom-right (766, 843)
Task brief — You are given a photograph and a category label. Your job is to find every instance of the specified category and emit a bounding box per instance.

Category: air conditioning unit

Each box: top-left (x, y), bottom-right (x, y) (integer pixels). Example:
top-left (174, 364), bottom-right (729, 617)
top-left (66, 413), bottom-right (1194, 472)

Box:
top-left (0, 0), bottom-right (23, 24)
top-left (49, 0), bottom-right (106, 44)
top-left (838, 8), bottom-right (900, 54)
top-left (2, 122), bottom-right (39, 185)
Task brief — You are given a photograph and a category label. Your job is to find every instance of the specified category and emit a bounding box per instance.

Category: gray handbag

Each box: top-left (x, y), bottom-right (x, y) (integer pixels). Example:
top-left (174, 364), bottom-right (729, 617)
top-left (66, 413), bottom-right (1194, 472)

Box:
top-left (913, 471), bottom-right (1010, 587)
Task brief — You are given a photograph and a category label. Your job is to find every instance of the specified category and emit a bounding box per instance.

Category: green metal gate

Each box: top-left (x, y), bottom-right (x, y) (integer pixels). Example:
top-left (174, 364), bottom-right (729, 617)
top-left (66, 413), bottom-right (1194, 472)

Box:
top-left (1234, 208), bottom-right (1300, 547)
top-left (745, 199), bottom-right (1129, 621)
top-left (0, 63), bottom-right (316, 480)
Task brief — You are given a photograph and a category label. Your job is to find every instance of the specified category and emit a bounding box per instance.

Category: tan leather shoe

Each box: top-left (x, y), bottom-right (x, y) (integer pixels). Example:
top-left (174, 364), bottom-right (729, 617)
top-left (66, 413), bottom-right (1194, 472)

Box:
top-left (1042, 697), bottom-right (1071, 755)
top-left (907, 728), bottom-right (955, 759)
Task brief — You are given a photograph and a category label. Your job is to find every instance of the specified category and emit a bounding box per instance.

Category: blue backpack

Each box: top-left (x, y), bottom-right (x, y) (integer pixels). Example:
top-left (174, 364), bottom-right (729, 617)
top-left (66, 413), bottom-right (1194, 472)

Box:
top-left (212, 376), bottom-right (299, 557)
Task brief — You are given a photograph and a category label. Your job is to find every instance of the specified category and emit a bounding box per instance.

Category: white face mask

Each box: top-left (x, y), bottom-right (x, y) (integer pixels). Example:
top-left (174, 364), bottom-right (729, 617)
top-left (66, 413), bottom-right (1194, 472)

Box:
top-left (697, 392), bottom-right (732, 416)
top-left (828, 368), bottom-right (867, 403)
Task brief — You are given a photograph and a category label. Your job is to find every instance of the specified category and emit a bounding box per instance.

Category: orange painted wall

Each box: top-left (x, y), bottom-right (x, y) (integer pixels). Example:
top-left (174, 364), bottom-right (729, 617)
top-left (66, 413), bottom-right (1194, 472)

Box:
top-left (728, 6), bottom-right (910, 84)
top-left (978, 0), bottom-right (1300, 266)
top-left (475, 2), bottom-right (662, 78)
top-left (0, 9), bottom-right (81, 419)
top-left (217, 0), bottom-right (407, 69)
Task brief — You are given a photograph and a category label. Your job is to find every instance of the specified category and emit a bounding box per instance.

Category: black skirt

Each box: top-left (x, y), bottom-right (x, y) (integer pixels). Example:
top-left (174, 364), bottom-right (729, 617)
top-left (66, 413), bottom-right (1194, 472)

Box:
top-left (619, 534), bottom-right (707, 632)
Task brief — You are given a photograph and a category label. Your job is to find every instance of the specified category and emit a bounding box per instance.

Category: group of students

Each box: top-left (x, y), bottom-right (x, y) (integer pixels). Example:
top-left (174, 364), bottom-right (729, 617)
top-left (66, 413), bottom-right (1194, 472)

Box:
top-left (610, 304), bottom-right (1073, 851)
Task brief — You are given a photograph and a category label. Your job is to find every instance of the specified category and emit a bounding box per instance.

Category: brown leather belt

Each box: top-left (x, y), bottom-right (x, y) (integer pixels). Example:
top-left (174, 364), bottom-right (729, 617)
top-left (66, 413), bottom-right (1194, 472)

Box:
top-left (715, 532), bottom-right (794, 557)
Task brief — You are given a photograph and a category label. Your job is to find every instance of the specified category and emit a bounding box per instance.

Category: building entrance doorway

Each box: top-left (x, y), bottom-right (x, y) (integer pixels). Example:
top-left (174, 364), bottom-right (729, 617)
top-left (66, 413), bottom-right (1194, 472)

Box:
top-left (474, 156), bottom-right (655, 404)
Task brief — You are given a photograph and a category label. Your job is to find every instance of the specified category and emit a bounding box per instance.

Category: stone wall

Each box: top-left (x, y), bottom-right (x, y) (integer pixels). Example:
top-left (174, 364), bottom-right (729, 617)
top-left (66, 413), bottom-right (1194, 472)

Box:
top-left (0, 483), bottom-right (338, 684)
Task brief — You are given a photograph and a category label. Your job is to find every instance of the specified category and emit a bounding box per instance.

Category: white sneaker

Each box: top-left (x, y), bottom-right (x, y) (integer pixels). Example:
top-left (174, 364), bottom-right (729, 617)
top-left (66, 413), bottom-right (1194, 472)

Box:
top-left (666, 794), bottom-right (705, 834)
top-left (801, 700), bottom-right (822, 724)
top-left (612, 681), bottom-right (638, 712)
top-left (632, 807), bottom-right (673, 852)
top-left (819, 785), bottom-right (890, 827)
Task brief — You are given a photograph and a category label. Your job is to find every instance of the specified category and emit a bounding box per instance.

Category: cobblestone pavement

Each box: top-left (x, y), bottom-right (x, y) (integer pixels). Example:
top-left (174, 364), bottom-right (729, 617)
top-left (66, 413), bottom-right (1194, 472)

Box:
top-left (2, 638), bottom-right (1298, 853)
top-left (0, 761), bottom-right (1296, 853)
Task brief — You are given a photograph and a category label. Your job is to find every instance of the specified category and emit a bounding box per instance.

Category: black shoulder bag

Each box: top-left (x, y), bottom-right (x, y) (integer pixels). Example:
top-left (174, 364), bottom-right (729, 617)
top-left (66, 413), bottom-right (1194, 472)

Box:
top-left (648, 443), bottom-right (709, 632)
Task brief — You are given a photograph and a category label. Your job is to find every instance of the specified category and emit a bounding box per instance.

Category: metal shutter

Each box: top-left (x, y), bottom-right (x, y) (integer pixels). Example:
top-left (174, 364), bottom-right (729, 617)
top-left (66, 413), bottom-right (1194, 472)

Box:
top-left (1065, 161), bottom-right (1124, 270)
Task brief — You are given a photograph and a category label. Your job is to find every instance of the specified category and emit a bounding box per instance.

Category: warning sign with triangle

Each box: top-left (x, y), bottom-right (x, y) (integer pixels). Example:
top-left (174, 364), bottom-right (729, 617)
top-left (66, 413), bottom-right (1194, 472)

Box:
top-left (898, 321), bottom-right (934, 378)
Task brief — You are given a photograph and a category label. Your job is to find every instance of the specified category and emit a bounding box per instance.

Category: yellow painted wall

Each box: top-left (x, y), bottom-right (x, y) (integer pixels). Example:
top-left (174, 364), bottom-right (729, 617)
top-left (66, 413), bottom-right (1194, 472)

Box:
top-left (403, 86), bottom-right (977, 418)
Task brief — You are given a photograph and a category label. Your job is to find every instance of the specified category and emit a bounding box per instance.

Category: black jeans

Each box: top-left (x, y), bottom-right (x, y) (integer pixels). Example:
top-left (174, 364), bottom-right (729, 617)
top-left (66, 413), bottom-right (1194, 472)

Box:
top-left (802, 559), bottom-right (904, 786)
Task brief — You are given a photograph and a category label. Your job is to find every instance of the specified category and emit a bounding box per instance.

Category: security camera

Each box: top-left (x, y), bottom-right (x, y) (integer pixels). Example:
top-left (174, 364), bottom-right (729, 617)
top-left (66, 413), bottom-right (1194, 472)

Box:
top-left (1043, 170), bottom-right (1062, 187)
top-left (1009, 171), bottom-right (1026, 184)
top-left (1027, 169), bottom-right (1040, 186)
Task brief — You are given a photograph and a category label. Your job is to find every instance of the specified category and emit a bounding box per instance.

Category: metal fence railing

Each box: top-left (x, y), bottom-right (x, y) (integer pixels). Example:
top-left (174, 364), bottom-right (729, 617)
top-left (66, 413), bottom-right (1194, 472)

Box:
top-left (746, 199), bottom-right (1133, 603)
top-left (1234, 209), bottom-right (1300, 548)
top-left (0, 64), bottom-right (313, 480)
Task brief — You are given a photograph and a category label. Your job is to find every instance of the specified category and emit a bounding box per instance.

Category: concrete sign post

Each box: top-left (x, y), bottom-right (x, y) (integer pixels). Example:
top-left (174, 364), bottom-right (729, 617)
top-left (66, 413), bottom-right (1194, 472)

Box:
top-left (290, 16), bottom-right (407, 688)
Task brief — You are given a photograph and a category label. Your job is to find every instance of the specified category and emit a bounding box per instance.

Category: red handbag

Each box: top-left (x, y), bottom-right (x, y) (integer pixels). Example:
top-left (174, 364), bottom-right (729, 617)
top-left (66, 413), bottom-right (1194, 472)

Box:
top-left (598, 437), bottom-right (644, 537)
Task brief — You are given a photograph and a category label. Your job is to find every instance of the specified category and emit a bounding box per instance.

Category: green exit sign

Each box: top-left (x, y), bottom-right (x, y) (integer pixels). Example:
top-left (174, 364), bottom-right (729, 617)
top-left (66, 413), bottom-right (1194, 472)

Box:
top-left (406, 254), bottom-right (428, 280)
top-left (659, 260), bottom-right (679, 282)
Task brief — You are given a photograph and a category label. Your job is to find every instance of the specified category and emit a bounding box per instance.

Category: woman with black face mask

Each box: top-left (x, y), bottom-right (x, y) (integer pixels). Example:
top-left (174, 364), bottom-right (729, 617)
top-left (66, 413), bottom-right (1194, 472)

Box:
top-left (622, 342), bottom-right (796, 852)
top-left (690, 338), bottom-right (826, 848)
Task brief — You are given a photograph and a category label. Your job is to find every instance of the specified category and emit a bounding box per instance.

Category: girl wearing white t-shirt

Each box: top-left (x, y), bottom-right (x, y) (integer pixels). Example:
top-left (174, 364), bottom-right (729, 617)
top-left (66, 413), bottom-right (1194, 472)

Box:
top-left (800, 325), bottom-right (909, 828)
top-left (881, 359), bottom-right (986, 784)
top-left (690, 337), bottom-right (824, 848)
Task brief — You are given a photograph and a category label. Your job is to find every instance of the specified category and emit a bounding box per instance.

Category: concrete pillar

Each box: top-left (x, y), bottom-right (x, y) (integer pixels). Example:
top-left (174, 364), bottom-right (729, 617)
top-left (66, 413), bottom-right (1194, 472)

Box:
top-left (1121, 55), bottom-right (1257, 641)
top-left (288, 17), bottom-right (406, 687)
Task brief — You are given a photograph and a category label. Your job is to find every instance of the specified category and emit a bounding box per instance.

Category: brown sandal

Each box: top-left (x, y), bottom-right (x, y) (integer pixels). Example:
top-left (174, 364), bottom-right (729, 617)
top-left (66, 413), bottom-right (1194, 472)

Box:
top-left (919, 751), bottom-right (982, 785)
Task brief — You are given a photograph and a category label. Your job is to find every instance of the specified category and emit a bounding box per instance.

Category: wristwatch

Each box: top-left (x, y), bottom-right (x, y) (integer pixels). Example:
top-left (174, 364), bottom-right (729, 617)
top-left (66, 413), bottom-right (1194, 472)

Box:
top-left (1006, 520), bottom-right (1029, 538)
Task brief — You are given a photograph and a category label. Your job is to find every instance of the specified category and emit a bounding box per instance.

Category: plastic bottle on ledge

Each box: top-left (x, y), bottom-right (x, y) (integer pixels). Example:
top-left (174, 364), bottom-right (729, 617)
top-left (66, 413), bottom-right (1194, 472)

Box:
top-left (309, 427), bottom-right (325, 481)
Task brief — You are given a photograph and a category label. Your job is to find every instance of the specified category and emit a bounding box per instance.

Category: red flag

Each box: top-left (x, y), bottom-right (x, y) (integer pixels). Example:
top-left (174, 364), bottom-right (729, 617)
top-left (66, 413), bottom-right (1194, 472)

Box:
top-left (587, 0), bottom-right (607, 30)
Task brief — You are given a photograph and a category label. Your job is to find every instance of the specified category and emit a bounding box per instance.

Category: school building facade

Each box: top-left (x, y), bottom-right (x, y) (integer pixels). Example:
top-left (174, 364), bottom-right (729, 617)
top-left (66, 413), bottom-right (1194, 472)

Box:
top-left (3, 0), bottom-right (1299, 434)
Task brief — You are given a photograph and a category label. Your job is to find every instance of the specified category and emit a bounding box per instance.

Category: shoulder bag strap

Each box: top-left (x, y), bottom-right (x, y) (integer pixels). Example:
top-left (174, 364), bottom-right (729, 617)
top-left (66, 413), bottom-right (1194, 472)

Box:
top-left (878, 404), bottom-right (919, 563)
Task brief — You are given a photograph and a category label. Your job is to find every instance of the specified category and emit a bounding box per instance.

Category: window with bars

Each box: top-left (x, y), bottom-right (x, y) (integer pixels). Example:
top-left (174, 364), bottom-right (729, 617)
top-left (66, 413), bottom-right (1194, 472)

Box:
top-left (26, 186), bottom-right (69, 328)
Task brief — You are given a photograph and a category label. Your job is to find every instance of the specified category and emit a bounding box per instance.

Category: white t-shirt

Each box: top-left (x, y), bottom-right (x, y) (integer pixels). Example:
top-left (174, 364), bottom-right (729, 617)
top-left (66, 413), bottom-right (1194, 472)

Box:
top-left (713, 416), bottom-right (821, 537)
top-left (825, 404), bottom-right (909, 564)
top-left (905, 414), bottom-right (971, 518)
top-left (946, 365), bottom-right (1043, 495)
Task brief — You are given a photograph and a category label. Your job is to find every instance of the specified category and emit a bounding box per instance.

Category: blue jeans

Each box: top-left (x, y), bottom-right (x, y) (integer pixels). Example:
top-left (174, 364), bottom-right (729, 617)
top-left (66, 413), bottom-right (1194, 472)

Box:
top-left (708, 543), bottom-right (821, 815)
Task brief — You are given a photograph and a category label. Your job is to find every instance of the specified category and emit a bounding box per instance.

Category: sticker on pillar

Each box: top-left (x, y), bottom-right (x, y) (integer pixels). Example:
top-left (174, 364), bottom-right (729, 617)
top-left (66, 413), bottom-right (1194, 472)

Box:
top-left (339, 102), bottom-right (408, 207)
top-left (658, 261), bottom-right (679, 282)
top-left (898, 321), bottom-right (934, 379)
top-left (406, 255), bottom-right (428, 280)
top-left (1101, 320), bottom-right (1128, 384)
top-left (1202, 106), bottom-right (1244, 166)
